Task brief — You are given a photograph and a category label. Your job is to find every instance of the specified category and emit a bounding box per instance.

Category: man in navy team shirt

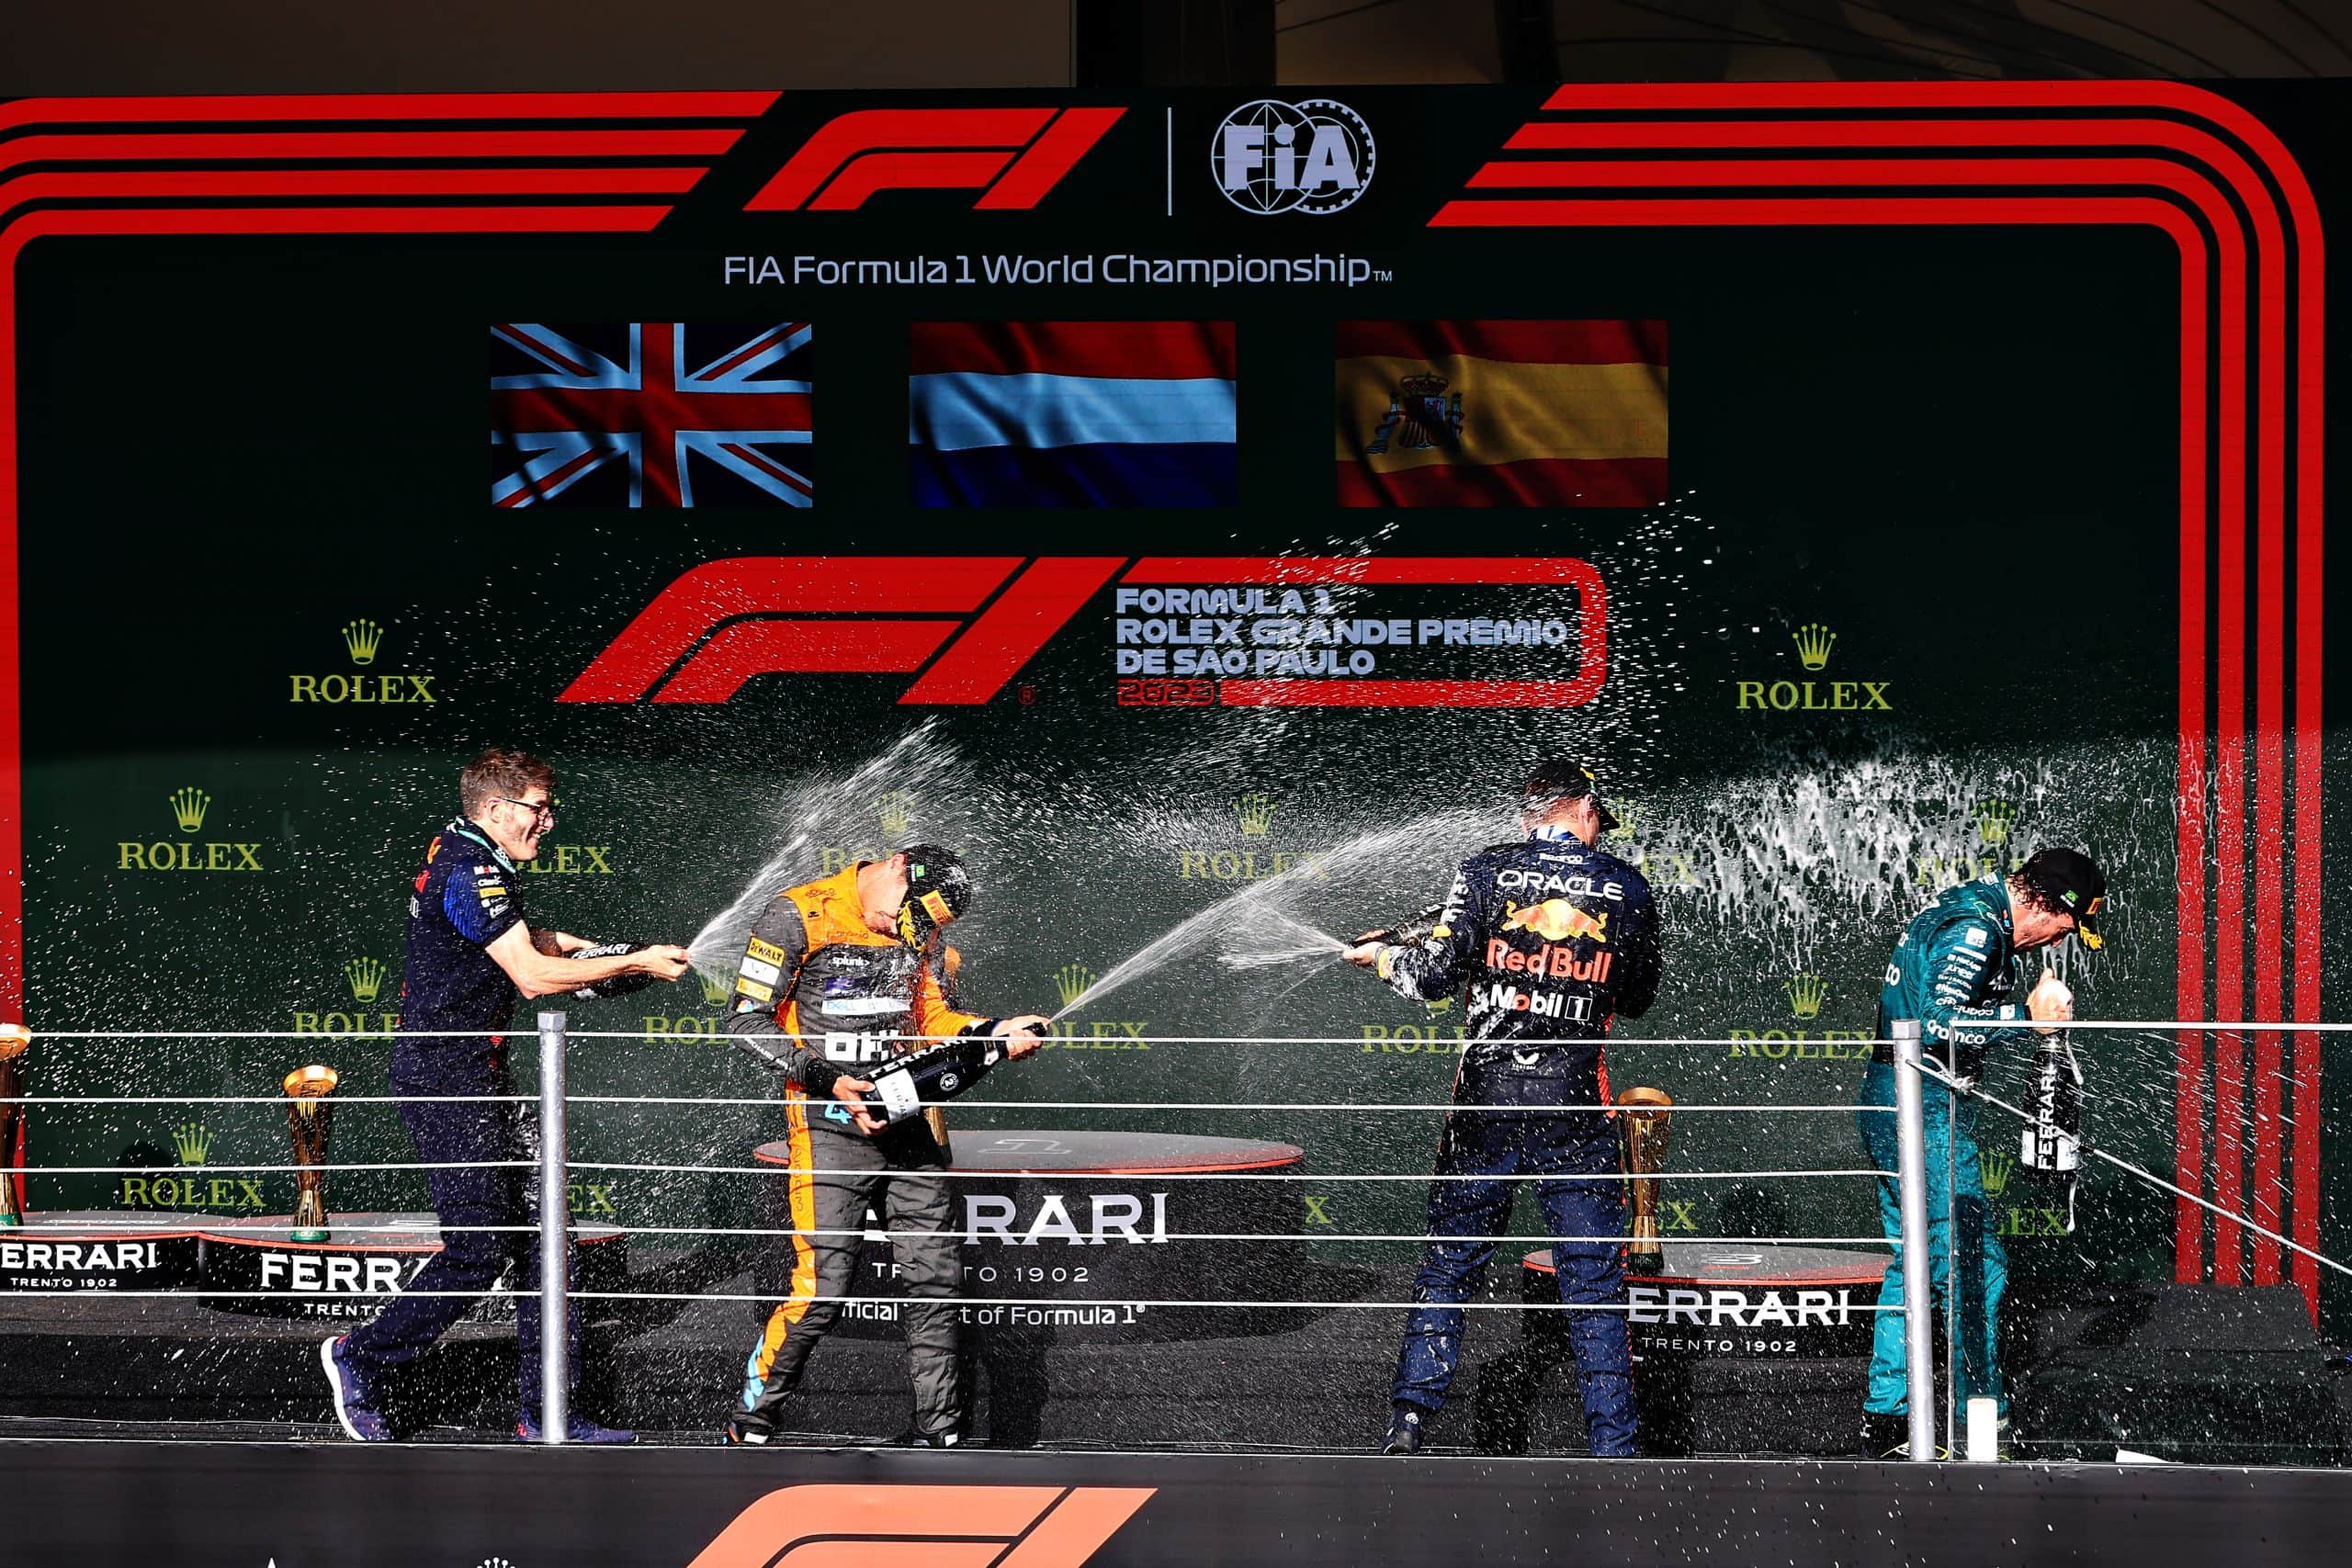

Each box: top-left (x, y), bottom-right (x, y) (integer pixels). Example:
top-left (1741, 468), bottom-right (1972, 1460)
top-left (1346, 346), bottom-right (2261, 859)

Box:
top-left (321, 747), bottom-right (689, 1442)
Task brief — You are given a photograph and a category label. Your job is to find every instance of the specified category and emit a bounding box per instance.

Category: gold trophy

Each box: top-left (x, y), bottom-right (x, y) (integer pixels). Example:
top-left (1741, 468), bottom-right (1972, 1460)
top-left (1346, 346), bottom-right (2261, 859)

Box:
top-left (283, 1064), bottom-right (339, 1243)
top-left (1617, 1086), bottom-right (1675, 1276)
top-left (0, 1024), bottom-right (30, 1227)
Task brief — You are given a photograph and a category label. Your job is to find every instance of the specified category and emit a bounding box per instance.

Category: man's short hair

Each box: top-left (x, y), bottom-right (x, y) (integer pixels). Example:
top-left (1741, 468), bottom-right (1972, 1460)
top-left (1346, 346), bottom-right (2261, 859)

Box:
top-left (459, 748), bottom-right (556, 817)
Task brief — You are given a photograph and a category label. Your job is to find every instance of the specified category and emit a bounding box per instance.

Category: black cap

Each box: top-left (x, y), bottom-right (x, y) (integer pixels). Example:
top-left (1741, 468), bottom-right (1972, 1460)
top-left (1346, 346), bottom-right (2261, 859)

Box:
top-left (896, 844), bottom-right (973, 948)
top-left (2018, 847), bottom-right (2107, 950)
top-left (1522, 758), bottom-right (1620, 834)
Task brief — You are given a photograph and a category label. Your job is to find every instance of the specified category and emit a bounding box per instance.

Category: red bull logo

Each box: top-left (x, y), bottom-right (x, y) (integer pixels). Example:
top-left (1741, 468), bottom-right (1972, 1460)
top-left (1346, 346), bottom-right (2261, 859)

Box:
top-left (1501, 898), bottom-right (1608, 944)
top-left (1486, 939), bottom-right (1613, 984)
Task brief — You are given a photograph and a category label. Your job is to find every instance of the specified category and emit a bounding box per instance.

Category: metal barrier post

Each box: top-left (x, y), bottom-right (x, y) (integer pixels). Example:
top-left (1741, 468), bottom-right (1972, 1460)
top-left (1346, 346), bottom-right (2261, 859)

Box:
top-left (1891, 1017), bottom-right (1935, 1462)
top-left (537, 1010), bottom-right (570, 1446)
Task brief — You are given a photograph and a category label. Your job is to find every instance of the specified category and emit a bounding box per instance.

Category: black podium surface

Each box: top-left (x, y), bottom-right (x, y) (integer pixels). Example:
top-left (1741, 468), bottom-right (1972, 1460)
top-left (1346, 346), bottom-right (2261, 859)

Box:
top-left (752, 1129), bottom-right (1306, 1341)
top-left (1524, 1242), bottom-right (1887, 1359)
top-left (0, 1211), bottom-right (201, 1292)
top-left (196, 1212), bottom-right (628, 1321)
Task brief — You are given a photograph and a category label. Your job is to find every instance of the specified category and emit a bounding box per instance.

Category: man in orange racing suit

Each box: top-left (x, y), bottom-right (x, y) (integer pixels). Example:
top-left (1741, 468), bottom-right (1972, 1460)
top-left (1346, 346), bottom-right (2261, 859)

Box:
top-left (718, 845), bottom-right (1048, 1447)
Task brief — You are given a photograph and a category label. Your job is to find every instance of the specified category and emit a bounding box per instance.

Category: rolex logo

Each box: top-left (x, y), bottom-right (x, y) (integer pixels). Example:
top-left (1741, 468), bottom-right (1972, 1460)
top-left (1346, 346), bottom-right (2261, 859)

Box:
top-left (344, 957), bottom-right (388, 1004)
top-left (1981, 1147), bottom-right (2015, 1197)
top-left (341, 618), bottom-right (384, 666)
top-left (1792, 623), bottom-right (1837, 671)
top-left (1784, 972), bottom-right (1828, 1021)
top-left (1607, 799), bottom-right (1640, 840)
top-left (1236, 793), bottom-right (1276, 838)
top-left (173, 1121), bottom-right (212, 1168)
top-left (1976, 797), bottom-right (2019, 845)
top-left (697, 968), bottom-right (730, 1007)
top-left (1055, 964), bottom-right (1096, 1010)
top-left (876, 790), bottom-right (914, 840)
top-left (169, 787), bottom-right (210, 834)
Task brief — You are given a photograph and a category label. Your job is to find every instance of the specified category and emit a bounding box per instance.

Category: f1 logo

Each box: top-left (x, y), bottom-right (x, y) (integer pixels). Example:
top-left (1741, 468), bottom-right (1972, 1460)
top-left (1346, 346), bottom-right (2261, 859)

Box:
top-left (687, 1484), bottom-right (1154, 1568)
top-left (747, 107), bottom-right (1126, 211)
top-left (560, 556), bottom-right (1606, 707)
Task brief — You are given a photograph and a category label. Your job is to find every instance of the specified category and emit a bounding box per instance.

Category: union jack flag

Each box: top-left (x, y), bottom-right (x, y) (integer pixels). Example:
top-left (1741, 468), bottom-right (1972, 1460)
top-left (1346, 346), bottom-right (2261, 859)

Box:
top-left (491, 322), bottom-right (814, 506)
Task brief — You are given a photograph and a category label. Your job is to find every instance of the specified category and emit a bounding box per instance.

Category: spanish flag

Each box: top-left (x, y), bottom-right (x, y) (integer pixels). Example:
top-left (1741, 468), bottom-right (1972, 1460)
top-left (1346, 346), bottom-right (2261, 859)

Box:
top-left (1335, 321), bottom-right (1667, 507)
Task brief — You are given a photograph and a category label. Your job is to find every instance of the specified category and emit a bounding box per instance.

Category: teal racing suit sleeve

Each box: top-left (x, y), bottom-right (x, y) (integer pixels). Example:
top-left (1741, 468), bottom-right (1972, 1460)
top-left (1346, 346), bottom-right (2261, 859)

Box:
top-left (1916, 914), bottom-right (2032, 1053)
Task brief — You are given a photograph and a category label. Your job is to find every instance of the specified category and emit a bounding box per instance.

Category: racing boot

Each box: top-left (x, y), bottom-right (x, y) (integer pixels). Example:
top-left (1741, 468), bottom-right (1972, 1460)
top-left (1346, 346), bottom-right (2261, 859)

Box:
top-left (1381, 1403), bottom-right (1430, 1455)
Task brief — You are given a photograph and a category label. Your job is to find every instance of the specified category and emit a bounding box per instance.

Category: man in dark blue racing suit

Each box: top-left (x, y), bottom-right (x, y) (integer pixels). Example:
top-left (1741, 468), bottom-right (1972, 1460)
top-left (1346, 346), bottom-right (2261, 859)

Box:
top-left (1348, 760), bottom-right (1662, 1457)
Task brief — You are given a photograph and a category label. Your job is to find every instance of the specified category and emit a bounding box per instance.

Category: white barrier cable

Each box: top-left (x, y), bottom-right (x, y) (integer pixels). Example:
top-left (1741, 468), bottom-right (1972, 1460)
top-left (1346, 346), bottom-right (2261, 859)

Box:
top-left (1914, 1057), bottom-right (2352, 1280)
top-left (0, 1095), bottom-right (1887, 1113)
top-left (22, 1021), bottom-right (2352, 1040)
top-left (0, 1287), bottom-right (1907, 1312)
top-left (568, 1161), bottom-right (1888, 1182)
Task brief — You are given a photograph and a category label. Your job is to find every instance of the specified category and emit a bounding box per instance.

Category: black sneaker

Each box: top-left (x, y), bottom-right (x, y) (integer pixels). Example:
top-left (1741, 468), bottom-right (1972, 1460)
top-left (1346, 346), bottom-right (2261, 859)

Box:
top-left (1860, 1413), bottom-right (1951, 1460)
top-left (890, 1426), bottom-right (967, 1449)
top-left (724, 1413), bottom-right (775, 1447)
top-left (1382, 1404), bottom-right (1428, 1455)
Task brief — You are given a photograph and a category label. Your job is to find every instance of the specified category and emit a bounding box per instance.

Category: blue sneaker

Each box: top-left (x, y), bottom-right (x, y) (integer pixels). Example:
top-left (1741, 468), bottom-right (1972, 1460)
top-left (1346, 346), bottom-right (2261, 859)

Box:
top-left (516, 1412), bottom-right (637, 1445)
top-left (320, 1336), bottom-right (392, 1442)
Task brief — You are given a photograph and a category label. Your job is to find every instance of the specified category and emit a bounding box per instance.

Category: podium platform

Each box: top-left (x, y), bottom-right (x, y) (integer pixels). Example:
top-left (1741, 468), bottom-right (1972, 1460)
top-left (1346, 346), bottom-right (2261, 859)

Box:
top-left (752, 1129), bottom-right (1306, 1342)
top-left (195, 1212), bottom-right (628, 1321)
top-left (0, 1212), bottom-right (201, 1292)
top-left (1498, 1241), bottom-right (1889, 1455)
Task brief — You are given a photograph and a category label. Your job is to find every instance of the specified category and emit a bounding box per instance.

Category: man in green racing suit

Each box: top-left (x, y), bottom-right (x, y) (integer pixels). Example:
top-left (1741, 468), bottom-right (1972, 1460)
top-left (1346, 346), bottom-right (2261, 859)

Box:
top-left (1860, 846), bottom-right (2106, 1455)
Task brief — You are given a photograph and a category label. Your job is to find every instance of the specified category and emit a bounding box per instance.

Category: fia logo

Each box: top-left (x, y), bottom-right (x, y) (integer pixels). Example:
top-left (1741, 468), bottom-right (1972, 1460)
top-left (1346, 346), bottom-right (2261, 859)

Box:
top-left (118, 788), bottom-right (264, 873)
top-left (1211, 99), bottom-right (1374, 215)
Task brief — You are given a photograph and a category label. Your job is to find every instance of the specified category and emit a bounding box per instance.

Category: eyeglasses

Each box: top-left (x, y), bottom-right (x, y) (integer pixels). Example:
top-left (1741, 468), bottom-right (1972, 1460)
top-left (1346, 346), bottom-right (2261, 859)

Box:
top-left (497, 795), bottom-right (557, 824)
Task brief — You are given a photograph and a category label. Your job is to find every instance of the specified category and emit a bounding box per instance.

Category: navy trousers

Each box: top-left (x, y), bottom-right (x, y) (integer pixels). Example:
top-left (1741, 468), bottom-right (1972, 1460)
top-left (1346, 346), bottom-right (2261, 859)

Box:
top-left (1392, 1104), bottom-right (1636, 1456)
top-left (339, 1093), bottom-right (578, 1413)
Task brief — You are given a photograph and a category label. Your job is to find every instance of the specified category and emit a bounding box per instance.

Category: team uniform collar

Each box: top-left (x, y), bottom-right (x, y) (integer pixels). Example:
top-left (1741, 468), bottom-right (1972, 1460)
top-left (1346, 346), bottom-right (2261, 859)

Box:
top-left (451, 816), bottom-right (517, 874)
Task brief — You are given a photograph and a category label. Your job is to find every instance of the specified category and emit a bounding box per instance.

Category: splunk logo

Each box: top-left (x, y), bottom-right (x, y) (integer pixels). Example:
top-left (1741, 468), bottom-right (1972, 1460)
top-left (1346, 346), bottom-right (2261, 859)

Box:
top-left (685, 1484), bottom-right (1154, 1568)
top-left (744, 107), bottom-right (1127, 211)
top-left (288, 618), bottom-right (436, 706)
top-left (560, 555), bottom-right (1607, 708)
top-left (1734, 621), bottom-right (1892, 713)
top-left (1212, 98), bottom-right (1374, 214)
top-left (117, 787), bottom-right (263, 873)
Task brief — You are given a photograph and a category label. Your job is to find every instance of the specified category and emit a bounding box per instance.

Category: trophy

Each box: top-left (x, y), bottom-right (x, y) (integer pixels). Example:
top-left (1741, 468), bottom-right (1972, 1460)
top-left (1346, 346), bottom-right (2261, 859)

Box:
top-left (283, 1064), bottom-right (339, 1243)
top-left (0, 1024), bottom-right (29, 1227)
top-left (1616, 1086), bottom-right (1675, 1276)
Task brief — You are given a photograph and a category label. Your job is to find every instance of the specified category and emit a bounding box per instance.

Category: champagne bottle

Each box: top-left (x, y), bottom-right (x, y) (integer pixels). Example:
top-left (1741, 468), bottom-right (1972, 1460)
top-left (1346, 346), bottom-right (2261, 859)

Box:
top-left (863, 1036), bottom-right (1007, 1124)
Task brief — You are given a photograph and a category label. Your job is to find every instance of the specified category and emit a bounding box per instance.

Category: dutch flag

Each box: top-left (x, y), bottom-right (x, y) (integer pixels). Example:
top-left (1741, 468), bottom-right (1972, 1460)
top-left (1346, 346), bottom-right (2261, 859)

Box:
top-left (909, 321), bottom-right (1238, 507)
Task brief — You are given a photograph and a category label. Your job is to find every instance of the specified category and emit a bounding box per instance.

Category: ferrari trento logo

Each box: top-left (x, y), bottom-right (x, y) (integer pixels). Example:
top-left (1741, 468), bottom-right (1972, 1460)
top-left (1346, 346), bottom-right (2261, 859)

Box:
top-left (685, 1484), bottom-right (1154, 1568)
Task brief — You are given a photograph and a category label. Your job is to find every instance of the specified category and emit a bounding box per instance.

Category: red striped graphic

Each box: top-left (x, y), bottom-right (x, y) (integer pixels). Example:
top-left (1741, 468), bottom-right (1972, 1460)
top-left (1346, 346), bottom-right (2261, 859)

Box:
top-left (1436, 80), bottom-right (2322, 1314)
